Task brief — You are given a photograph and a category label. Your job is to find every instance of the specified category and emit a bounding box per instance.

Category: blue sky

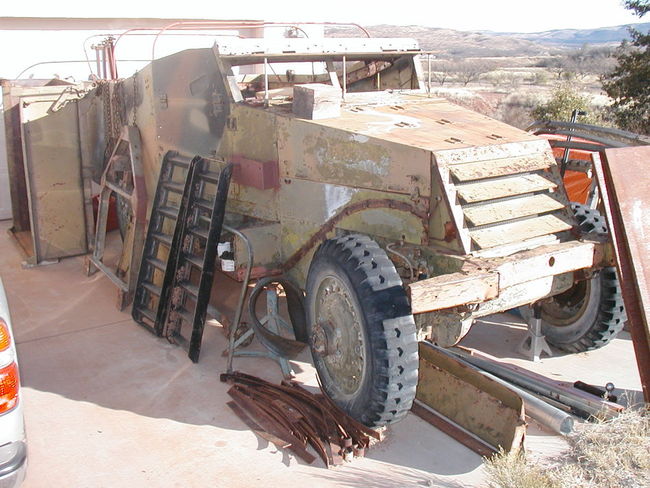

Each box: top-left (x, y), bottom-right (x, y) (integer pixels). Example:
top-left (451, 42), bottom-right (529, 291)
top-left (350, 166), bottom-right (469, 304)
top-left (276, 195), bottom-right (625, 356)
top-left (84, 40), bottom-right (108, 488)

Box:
top-left (0, 0), bottom-right (646, 80)
top-left (1, 0), bottom-right (646, 33)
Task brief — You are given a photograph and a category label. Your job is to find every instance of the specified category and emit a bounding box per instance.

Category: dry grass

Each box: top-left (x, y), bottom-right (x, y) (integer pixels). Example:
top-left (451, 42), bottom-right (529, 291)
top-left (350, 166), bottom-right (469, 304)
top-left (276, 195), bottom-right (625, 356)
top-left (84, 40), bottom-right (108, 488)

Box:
top-left (484, 449), bottom-right (561, 488)
top-left (485, 406), bottom-right (650, 488)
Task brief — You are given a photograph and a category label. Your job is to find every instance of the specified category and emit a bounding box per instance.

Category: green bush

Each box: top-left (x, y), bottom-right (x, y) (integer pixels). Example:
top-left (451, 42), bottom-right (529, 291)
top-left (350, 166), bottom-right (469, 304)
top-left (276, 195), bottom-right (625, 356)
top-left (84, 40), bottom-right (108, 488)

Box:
top-left (531, 85), bottom-right (603, 124)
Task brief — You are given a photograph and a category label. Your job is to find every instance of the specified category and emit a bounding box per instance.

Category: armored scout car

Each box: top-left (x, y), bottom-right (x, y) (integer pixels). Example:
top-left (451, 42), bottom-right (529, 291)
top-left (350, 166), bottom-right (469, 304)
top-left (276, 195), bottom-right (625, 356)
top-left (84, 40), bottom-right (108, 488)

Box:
top-left (18, 37), bottom-right (624, 427)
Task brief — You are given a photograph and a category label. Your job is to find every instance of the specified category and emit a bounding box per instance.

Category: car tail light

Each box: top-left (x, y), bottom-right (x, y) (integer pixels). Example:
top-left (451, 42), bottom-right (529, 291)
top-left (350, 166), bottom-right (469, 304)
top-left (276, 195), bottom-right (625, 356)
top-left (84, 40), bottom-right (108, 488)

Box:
top-left (0, 362), bottom-right (19, 414)
top-left (0, 319), bottom-right (10, 352)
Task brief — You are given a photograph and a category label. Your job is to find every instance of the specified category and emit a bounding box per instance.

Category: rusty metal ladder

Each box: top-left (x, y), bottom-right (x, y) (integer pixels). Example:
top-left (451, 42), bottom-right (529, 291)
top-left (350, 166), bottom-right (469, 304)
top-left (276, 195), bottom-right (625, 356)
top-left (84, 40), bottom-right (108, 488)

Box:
top-left (131, 151), bottom-right (197, 334)
top-left (132, 152), bottom-right (232, 362)
top-left (163, 157), bottom-right (233, 362)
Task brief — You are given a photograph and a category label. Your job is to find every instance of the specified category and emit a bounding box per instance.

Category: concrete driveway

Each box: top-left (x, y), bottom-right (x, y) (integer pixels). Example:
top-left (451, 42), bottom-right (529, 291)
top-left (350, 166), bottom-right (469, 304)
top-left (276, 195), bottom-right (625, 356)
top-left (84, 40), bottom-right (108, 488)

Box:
top-left (0, 220), bottom-right (641, 487)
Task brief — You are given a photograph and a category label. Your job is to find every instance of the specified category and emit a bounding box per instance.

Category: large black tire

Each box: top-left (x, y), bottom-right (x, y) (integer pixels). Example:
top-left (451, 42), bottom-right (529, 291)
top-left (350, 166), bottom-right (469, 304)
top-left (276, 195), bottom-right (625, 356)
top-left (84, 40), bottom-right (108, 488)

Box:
top-left (520, 203), bottom-right (626, 352)
top-left (306, 234), bottom-right (418, 427)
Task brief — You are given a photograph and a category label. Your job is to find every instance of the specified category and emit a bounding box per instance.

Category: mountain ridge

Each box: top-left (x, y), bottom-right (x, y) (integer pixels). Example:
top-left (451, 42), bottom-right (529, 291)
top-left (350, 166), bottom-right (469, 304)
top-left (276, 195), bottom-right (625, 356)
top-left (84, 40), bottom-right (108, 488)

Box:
top-left (326, 22), bottom-right (650, 56)
top-left (487, 22), bottom-right (650, 46)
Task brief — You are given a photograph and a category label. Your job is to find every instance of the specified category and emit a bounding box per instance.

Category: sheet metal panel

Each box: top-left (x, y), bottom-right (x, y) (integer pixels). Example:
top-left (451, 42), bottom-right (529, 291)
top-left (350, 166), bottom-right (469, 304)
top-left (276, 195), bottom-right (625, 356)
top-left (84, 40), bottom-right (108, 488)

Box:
top-left (594, 147), bottom-right (650, 402)
top-left (20, 96), bottom-right (87, 261)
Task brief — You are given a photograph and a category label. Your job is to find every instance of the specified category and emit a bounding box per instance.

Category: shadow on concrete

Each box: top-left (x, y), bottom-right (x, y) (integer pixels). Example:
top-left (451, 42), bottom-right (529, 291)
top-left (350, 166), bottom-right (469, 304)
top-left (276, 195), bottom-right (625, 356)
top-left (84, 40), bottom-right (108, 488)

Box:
top-left (16, 316), bottom-right (482, 476)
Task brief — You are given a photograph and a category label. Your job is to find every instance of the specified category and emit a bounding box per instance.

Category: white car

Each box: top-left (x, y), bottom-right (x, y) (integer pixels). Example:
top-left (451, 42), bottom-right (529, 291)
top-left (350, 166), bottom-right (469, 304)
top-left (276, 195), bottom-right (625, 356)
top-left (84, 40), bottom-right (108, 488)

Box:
top-left (0, 277), bottom-right (26, 488)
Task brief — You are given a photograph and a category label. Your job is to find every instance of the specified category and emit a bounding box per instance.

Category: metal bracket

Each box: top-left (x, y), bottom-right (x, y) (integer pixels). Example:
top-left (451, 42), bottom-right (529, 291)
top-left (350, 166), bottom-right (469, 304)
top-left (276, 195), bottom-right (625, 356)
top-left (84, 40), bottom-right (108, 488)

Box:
top-left (86, 125), bottom-right (147, 310)
top-left (232, 289), bottom-right (295, 379)
top-left (518, 303), bottom-right (553, 362)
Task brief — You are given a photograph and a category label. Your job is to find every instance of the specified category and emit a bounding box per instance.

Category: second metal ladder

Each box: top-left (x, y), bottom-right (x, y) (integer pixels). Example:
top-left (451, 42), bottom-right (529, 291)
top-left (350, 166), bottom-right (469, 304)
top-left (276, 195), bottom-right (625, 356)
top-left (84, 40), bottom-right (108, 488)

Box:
top-left (132, 152), bottom-right (233, 362)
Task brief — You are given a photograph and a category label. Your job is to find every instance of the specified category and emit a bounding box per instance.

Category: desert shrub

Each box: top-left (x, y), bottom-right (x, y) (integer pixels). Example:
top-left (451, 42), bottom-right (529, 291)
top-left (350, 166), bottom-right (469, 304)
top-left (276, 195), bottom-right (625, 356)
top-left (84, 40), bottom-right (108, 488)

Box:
top-left (485, 407), bottom-right (650, 488)
top-left (531, 84), bottom-right (604, 124)
top-left (495, 92), bottom-right (542, 128)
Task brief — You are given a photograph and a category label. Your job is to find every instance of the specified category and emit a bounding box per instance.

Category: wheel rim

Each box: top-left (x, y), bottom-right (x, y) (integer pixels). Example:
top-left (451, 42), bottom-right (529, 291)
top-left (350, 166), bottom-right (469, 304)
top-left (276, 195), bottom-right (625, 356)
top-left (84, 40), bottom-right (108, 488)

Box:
top-left (312, 275), bottom-right (366, 397)
top-left (540, 279), bottom-right (593, 327)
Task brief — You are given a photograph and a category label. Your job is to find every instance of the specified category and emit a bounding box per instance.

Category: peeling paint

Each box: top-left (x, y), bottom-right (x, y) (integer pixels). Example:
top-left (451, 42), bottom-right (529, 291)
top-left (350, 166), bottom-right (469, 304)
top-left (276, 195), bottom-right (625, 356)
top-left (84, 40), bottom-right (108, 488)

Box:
top-left (324, 184), bottom-right (358, 219)
top-left (309, 135), bottom-right (391, 186)
top-left (350, 134), bottom-right (370, 143)
top-left (632, 199), bottom-right (647, 240)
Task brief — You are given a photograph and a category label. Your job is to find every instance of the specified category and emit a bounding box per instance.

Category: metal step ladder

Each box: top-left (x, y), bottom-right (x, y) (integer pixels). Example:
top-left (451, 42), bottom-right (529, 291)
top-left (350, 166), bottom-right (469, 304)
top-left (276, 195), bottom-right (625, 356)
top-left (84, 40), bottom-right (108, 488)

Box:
top-left (132, 151), bottom-right (233, 362)
top-left (132, 151), bottom-right (196, 335)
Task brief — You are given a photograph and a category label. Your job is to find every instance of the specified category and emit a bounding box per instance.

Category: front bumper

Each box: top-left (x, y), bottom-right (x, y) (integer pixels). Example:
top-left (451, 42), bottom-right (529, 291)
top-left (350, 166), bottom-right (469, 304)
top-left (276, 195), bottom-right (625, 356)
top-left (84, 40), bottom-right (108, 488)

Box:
top-left (408, 239), bottom-right (605, 316)
top-left (0, 441), bottom-right (27, 488)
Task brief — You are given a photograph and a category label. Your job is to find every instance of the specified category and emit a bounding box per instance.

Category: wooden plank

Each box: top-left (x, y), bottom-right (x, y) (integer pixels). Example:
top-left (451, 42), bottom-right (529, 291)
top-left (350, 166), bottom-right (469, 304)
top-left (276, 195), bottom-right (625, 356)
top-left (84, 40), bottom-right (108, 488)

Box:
top-left (456, 174), bottom-right (557, 203)
top-left (492, 240), bottom-right (596, 288)
top-left (595, 148), bottom-right (650, 403)
top-left (416, 342), bottom-right (526, 453)
top-left (449, 154), bottom-right (554, 182)
top-left (408, 240), bottom-right (600, 315)
top-left (464, 194), bottom-right (565, 227)
top-left (470, 213), bottom-right (573, 249)
top-left (434, 139), bottom-right (552, 166)
top-left (408, 271), bottom-right (499, 314)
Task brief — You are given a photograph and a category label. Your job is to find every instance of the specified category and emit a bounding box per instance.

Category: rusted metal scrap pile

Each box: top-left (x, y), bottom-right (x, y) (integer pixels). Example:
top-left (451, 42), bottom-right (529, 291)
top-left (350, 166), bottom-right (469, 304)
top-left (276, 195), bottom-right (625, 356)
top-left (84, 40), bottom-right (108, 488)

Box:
top-left (220, 372), bottom-right (381, 467)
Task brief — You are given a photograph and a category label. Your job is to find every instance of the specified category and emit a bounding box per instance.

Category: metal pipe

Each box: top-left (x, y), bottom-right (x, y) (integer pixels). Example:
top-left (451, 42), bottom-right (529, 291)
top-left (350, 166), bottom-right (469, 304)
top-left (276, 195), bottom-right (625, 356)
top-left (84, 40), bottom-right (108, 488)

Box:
top-left (427, 53), bottom-right (432, 96)
top-left (560, 109), bottom-right (587, 177)
top-left (452, 349), bottom-right (620, 418)
top-left (342, 55), bottom-right (347, 100)
top-left (106, 37), bottom-right (118, 79)
top-left (94, 48), bottom-right (101, 79)
top-left (432, 345), bottom-right (574, 435)
top-left (263, 57), bottom-right (269, 107)
top-left (223, 224), bottom-right (253, 374)
top-left (486, 368), bottom-right (573, 434)
top-left (14, 59), bottom-right (148, 81)
top-left (145, 20), bottom-right (366, 61)
top-left (527, 120), bottom-right (650, 145)
top-left (97, 48), bottom-right (105, 79)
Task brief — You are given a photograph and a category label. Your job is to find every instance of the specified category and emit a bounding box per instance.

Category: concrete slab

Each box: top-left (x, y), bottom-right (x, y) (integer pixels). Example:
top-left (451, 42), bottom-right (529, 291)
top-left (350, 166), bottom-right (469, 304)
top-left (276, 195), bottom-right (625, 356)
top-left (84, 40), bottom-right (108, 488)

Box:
top-left (0, 220), bottom-right (642, 487)
top-left (0, 223), bottom-right (126, 344)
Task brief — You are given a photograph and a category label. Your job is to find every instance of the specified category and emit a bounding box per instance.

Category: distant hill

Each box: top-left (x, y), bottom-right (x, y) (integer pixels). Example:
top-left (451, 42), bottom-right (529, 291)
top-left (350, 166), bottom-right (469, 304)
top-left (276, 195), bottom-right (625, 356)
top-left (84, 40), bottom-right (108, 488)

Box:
top-left (326, 22), bottom-right (650, 57)
top-left (491, 22), bottom-right (650, 46)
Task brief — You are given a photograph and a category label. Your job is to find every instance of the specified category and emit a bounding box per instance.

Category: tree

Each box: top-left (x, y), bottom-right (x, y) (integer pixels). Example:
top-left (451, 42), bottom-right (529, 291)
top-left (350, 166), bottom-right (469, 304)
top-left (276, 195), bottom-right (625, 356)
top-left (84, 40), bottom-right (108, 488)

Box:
top-left (601, 1), bottom-right (650, 134)
top-left (429, 61), bottom-right (454, 86)
top-left (624, 0), bottom-right (649, 16)
top-left (531, 84), bottom-right (603, 124)
top-left (453, 60), bottom-right (493, 86)
top-left (545, 47), bottom-right (616, 81)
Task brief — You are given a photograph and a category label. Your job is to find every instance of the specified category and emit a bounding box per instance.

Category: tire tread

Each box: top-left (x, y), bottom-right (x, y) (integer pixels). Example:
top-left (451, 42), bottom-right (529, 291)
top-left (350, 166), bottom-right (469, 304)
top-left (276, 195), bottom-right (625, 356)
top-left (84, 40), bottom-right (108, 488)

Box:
top-left (308, 234), bottom-right (418, 426)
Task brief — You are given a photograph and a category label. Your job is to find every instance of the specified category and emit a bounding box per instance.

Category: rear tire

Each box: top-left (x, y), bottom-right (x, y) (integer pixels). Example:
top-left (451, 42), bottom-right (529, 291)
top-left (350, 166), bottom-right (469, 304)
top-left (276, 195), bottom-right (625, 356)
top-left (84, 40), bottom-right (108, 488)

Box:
top-left (520, 203), bottom-right (626, 352)
top-left (306, 234), bottom-right (418, 426)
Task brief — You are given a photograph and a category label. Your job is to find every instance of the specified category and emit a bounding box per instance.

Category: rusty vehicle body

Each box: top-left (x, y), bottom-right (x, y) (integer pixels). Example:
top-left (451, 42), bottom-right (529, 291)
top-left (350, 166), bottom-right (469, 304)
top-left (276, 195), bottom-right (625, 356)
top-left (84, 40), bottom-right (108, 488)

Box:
top-left (2, 37), bottom-right (624, 427)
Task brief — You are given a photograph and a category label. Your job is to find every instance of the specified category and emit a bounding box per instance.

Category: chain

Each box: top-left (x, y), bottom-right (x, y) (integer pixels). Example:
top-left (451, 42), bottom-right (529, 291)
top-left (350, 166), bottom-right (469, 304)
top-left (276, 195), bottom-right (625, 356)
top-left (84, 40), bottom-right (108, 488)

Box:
top-left (100, 80), bottom-right (111, 148)
top-left (111, 81), bottom-right (124, 140)
top-left (132, 71), bottom-right (138, 126)
top-left (99, 80), bottom-right (116, 164)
